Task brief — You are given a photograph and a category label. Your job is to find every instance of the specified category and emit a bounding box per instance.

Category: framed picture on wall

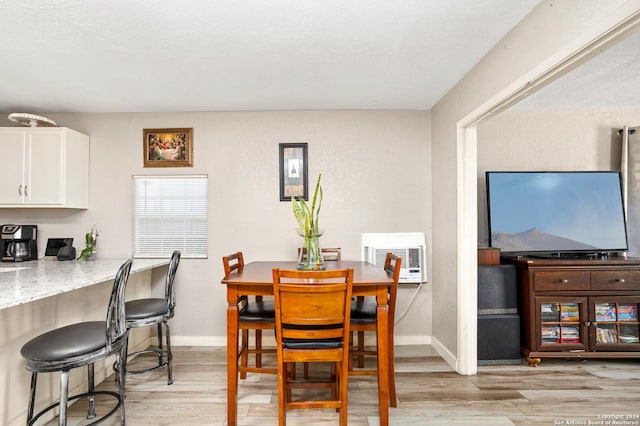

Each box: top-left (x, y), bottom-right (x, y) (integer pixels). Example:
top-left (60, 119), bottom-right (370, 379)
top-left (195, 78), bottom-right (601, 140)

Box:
top-left (143, 128), bottom-right (193, 167)
top-left (279, 143), bottom-right (308, 201)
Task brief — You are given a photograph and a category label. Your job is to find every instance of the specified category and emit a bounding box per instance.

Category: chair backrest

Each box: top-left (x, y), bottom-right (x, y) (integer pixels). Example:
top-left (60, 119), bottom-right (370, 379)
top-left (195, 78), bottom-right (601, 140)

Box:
top-left (321, 247), bottom-right (341, 261)
top-left (165, 250), bottom-right (181, 314)
top-left (106, 258), bottom-right (133, 350)
top-left (296, 247), bottom-right (342, 261)
top-left (272, 268), bottom-right (354, 346)
top-left (223, 251), bottom-right (244, 277)
top-left (223, 251), bottom-right (254, 304)
top-left (383, 253), bottom-right (402, 319)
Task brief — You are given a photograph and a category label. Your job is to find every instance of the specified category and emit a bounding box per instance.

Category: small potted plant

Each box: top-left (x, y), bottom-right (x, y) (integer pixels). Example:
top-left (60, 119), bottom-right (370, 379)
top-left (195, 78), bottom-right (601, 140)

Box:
top-left (78, 226), bottom-right (100, 261)
top-left (291, 173), bottom-right (324, 270)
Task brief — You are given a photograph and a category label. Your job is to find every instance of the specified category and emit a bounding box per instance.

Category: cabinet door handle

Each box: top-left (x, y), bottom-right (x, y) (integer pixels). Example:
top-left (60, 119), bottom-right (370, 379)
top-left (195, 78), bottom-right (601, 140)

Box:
top-left (561, 278), bottom-right (569, 284)
top-left (24, 185), bottom-right (29, 198)
top-left (592, 322), bottom-right (598, 327)
top-left (18, 185), bottom-right (23, 196)
top-left (616, 278), bottom-right (626, 283)
top-left (585, 321), bottom-right (591, 327)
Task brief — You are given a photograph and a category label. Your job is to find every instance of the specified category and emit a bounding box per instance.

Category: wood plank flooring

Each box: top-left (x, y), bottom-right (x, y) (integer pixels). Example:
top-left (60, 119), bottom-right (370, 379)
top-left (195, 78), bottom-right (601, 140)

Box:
top-left (53, 345), bottom-right (640, 425)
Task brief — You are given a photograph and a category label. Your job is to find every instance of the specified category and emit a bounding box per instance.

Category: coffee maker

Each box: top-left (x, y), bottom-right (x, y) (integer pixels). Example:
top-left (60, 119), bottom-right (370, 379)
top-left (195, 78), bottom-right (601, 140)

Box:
top-left (1, 224), bottom-right (38, 262)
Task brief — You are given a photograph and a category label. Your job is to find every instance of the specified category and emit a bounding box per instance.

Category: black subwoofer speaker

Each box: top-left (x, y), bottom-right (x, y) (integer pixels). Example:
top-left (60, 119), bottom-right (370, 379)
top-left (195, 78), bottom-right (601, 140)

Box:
top-left (478, 315), bottom-right (521, 362)
top-left (478, 265), bottom-right (517, 312)
top-left (477, 265), bottom-right (521, 365)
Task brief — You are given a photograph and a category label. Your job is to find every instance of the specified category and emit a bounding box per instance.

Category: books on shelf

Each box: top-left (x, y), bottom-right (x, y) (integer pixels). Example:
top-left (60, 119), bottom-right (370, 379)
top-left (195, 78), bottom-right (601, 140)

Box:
top-left (595, 303), bottom-right (616, 322)
top-left (619, 335), bottom-right (640, 344)
top-left (561, 304), bottom-right (579, 322)
top-left (595, 303), bottom-right (638, 322)
top-left (596, 326), bottom-right (618, 344)
top-left (542, 302), bottom-right (638, 345)
top-left (542, 326), bottom-right (580, 343)
top-left (618, 304), bottom-right (638, 321)
top-left (541, 304), bottom-right (553, 313)
top-left (560, 326), bottom-right (580, 343)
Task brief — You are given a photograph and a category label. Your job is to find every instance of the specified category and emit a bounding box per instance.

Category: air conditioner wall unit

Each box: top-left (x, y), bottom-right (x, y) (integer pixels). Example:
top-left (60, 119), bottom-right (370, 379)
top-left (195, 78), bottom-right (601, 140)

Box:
top-left (361, 232), bottom-right (427, 284)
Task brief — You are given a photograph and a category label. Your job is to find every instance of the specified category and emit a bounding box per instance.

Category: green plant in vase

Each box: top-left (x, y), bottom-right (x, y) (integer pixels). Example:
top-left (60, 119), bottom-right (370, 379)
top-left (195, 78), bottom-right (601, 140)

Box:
top-left (78, 226), bottom-right (100, 261)
top-left (291, 173), bottom-right (324, 270)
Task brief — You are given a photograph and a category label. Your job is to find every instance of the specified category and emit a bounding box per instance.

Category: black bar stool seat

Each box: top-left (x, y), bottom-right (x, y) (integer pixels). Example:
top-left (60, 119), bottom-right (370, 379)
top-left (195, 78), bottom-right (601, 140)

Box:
top-left (126, 299), bottom-right (167, 322)
top-left (22, 322), bottom-right (110, 369)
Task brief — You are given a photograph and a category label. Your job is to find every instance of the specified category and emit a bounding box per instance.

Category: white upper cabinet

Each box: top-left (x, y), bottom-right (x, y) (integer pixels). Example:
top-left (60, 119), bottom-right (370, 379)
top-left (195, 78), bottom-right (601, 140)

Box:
top-left (0, 127), bottom-right (89, 208)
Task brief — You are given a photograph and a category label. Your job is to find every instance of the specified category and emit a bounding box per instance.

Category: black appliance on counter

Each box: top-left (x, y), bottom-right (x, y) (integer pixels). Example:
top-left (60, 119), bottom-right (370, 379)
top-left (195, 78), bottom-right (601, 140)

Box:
top-left (1, 224), bottom-right (38, 262)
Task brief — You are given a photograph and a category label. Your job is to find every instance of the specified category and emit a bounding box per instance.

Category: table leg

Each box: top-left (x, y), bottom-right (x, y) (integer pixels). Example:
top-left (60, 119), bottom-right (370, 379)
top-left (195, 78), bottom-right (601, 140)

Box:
top-left (227, 288), bottom-right (239, 426)
top-left (376, 287), bottom-right (389, 426)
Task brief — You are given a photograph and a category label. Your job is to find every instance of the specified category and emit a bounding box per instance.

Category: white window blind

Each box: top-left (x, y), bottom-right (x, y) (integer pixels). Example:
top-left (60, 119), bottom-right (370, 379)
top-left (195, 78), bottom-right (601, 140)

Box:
top-left (134, 175), bottom-right (208, 258)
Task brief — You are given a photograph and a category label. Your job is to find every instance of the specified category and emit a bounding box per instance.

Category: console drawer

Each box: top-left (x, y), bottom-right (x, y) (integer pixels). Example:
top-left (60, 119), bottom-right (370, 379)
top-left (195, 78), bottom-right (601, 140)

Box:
top-left (533, 270), bottom-right (590, 291)
top-left (591, 270), bottom-right (640, 290)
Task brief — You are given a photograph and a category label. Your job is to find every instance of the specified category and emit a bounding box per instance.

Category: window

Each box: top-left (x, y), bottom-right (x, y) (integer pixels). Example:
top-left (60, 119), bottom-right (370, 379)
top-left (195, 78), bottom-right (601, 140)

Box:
top-left (133, 175), bottom-right (208, 258)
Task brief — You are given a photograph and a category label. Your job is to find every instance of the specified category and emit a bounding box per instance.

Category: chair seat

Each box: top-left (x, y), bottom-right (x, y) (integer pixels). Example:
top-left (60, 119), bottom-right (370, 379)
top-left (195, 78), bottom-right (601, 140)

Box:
top-left (240, 300), bottom-right (275, 322)
top-left (21, 321), bottom-right (106, 365)
top-left (283, 338), bottom-right (342, 349)
top-left (126, 298), bottom-right (168, 320)
top-left (350, 300), bottom-right (377, 324)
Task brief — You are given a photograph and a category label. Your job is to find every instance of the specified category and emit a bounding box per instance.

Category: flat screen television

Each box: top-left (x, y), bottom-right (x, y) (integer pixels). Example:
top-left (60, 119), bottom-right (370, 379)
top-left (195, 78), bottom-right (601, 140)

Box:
top-left (486, 171), bottom-right (628, 257)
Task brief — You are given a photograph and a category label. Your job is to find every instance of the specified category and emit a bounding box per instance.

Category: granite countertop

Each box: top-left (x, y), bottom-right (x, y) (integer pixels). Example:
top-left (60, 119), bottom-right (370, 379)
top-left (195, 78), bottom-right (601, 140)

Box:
top-left (0, 258), bottom-right (169, 310)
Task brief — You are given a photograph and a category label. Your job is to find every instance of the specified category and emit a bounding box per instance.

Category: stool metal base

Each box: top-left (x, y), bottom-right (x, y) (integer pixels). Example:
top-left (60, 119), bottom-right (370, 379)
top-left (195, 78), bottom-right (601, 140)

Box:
top-left (28, 388), bottom-right (122, 426)
top-left (27, 355), bottom-right (127, 426)
top-left (125, 322), bottom-right (173, 385)
top-left (126, 346), bottom-right (173, 385)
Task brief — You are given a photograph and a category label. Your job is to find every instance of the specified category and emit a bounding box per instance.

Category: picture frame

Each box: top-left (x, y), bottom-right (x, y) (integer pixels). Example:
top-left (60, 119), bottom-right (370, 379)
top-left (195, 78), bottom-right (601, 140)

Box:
top-left (279, 143), bottom-right (308, 201)
top-left (143, 128), bottom-right (193, 167)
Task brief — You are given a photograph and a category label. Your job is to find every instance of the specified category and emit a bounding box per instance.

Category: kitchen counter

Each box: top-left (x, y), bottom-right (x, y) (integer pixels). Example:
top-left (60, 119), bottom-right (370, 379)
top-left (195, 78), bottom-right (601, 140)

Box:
top-left (0, 257), bottom-right (170, 426)
top-left (0, 258), bottom-right (169, 310)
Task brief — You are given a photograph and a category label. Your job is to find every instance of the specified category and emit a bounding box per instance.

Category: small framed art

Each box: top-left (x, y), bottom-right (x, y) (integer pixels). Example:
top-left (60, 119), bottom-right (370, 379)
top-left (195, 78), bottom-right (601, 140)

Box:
top-left (143, 128), bottom-right (193, 167)
top-left (279, 143), bottom-right (308, 201)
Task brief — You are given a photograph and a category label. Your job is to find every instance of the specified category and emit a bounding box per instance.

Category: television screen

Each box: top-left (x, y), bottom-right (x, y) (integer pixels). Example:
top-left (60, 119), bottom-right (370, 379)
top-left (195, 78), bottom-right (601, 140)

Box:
top-left (486, 171), bottom-right (628, 256)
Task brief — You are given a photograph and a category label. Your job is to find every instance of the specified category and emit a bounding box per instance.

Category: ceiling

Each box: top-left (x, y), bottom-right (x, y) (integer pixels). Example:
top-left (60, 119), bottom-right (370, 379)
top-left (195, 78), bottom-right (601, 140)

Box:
top-left (513, 27), bottom-right (640, 110)
top-left (0, 0), bottom-right (542, 114)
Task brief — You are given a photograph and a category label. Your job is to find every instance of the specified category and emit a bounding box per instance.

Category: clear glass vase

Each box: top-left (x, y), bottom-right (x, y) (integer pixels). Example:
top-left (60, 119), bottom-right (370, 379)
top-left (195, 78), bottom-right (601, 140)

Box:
top-left (297, 230), bottom-right (325, 271)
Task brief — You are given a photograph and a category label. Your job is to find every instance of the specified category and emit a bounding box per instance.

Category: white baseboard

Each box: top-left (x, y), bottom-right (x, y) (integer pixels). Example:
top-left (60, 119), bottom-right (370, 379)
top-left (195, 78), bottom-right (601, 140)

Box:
top-left (168, 335), bottom-right (229, 346)
top-left (169, 334), bottom-right (433, 347)
top-left (429, 335), bottom-right (457, 371)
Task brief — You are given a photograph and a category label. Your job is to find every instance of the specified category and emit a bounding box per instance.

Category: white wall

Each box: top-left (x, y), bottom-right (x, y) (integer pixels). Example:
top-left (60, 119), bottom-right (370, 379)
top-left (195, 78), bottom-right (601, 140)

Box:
top-left (477, 107), bottom-right (640, 245)
top-left (0, 110), bottom-right (432, 344)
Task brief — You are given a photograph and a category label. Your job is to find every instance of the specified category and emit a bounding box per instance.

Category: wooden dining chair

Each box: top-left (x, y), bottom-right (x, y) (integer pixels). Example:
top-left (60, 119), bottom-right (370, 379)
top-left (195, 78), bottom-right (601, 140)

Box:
top-left (321, 247), bottom-right (342, 261)
top-left (297, 247), bottom-right (342, 261)
top-left (272, 267), bottom-right (354, 426)
top-left (295, 247), bottom-right (343, 378)
top-left (223, 252), bottom-right (277, 378)
top-left (349, 252), bottom-right (402, 407)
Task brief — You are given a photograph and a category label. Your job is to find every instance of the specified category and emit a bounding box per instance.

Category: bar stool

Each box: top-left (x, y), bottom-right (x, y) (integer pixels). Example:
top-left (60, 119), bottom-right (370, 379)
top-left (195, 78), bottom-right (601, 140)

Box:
top-left (20, 258), bottom-right (133, 426)
top-left (124, 250), bottom-right (180, 384)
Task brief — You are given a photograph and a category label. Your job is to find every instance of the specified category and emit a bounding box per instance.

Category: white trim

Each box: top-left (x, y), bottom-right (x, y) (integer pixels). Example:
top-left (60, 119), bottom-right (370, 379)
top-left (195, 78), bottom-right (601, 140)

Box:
top-left (456, 125), bottom-right (478, 375)
top-left (132, 174), bottom-right (209, 179)
top-left (166, 335), bottom-right (433, 347)
top-left (168, 335), bottom-right (229, 346)
top-left (430, 335), bottom-right (457, 370)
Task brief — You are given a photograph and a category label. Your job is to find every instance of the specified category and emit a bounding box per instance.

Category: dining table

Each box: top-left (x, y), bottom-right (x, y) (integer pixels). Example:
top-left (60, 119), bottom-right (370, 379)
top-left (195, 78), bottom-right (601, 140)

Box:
top-left (221, 260), bottom-right (394, 426)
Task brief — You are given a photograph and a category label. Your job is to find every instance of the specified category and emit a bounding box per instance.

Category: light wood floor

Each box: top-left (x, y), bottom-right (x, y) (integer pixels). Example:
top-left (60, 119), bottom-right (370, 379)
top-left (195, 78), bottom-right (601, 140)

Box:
top-left (53, 345), bottom-right (640, 425)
